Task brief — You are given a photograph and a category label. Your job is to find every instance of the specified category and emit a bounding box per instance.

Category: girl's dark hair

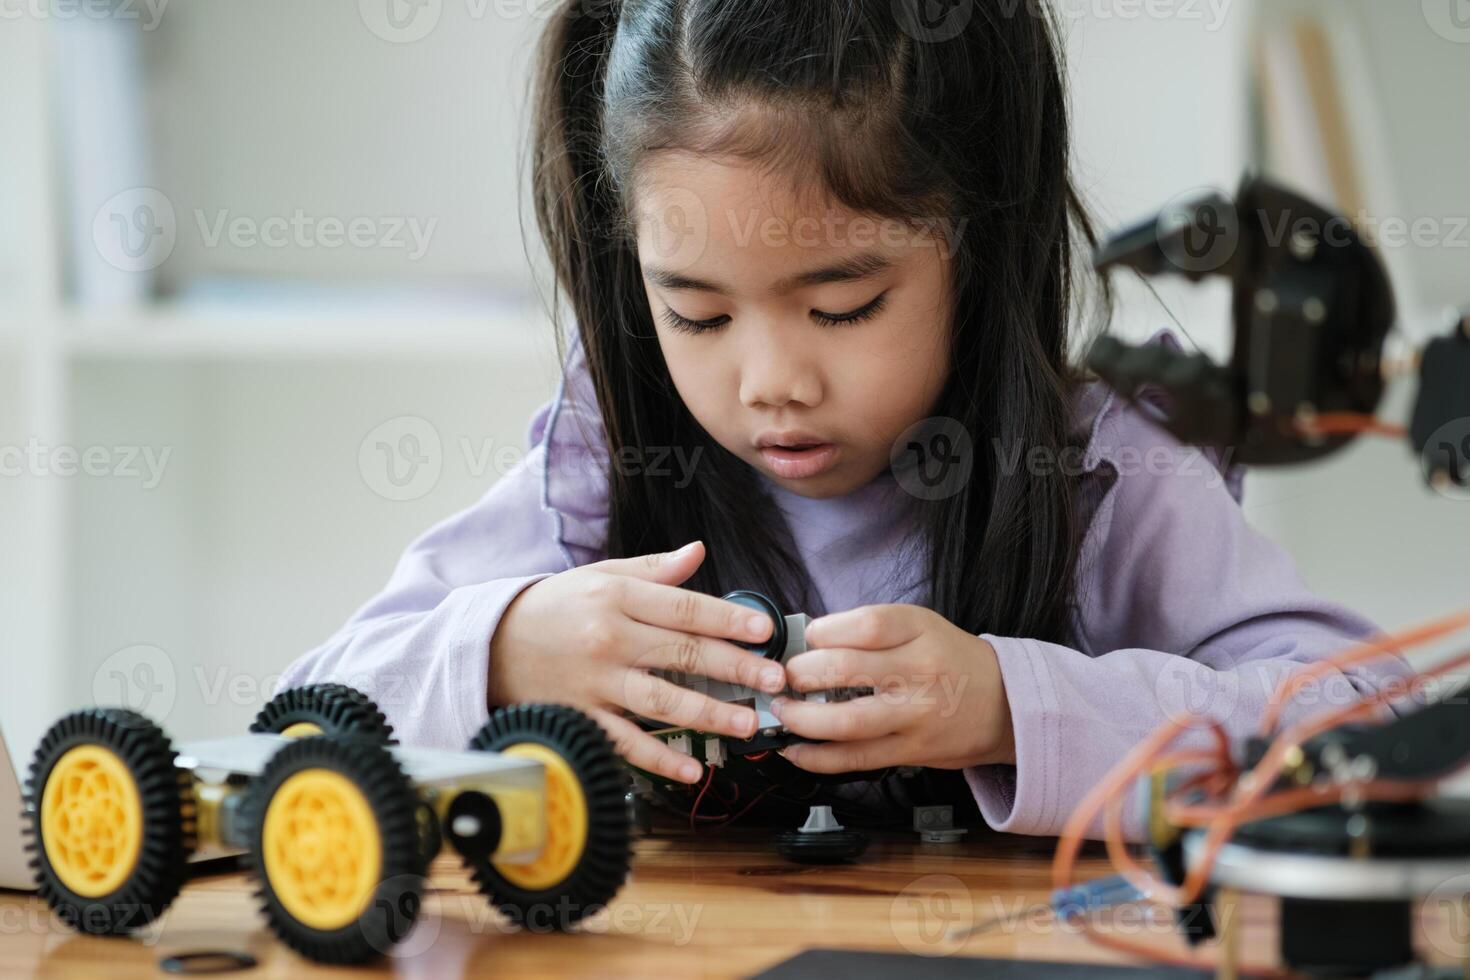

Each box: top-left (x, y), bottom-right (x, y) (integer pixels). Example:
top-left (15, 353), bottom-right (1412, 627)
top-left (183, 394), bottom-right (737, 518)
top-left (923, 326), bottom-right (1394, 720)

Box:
top-left (532, 0), bottom-right (1104, 643)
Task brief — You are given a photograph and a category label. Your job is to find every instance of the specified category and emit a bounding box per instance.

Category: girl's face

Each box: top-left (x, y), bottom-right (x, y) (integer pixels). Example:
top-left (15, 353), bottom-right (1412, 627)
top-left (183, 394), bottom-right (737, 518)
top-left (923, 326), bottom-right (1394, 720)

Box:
top-left (634, 153), bottom-right (955, 500)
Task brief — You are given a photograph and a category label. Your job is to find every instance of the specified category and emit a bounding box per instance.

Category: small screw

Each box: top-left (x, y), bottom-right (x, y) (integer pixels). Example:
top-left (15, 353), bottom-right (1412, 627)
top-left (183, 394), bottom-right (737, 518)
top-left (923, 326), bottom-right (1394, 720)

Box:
top-left (1303, 298), bottom-right (1327, 324)
top-left (1255, 289), bottom-right (1279, 314)
top-left (1248, 392), bottom-right (1273, 416)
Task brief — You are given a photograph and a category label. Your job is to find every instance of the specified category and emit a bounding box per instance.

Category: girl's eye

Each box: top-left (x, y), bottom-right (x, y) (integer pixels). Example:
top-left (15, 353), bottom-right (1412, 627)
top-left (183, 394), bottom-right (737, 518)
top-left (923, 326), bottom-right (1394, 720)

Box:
top-left (811, 292), bottom-right (888, 327)
top-left (659, 307), bottom-right (730, 335)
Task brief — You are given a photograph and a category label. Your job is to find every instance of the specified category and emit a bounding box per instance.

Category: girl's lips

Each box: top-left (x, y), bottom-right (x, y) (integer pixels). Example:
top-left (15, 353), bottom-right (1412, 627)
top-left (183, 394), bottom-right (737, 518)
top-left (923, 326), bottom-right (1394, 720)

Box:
top-left (759, 443), bottom-right (838, 480)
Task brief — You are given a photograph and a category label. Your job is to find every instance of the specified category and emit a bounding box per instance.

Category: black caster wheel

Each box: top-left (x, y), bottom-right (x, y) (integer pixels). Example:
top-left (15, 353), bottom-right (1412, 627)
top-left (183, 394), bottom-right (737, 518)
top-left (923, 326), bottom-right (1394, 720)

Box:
top-left (775, 806), bottom-right (868, 864)
top-left (242, 736), bottom-right (426, 964)
top-left (23, 708), bottom-right (195, 934)
top-left (250, 684), bottom-right (396, 743)
top-left (465, 705), bottom-right (631, 930)
top-left (775, 829), bottom-right (868, 863)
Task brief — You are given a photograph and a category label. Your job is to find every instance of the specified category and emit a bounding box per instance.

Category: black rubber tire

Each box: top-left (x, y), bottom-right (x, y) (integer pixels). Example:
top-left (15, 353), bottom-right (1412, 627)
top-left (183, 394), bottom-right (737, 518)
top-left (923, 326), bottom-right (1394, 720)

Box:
top-left (250, 684), bottom-right (396, 743)
top-left (23, 708), bottom-right (194, 934)
top-left (465, 704), bottom-right (631, 930)
top-left (775, 828), bottom-right (869, 864)
top-left (241, 736), bottom-right (426, 964)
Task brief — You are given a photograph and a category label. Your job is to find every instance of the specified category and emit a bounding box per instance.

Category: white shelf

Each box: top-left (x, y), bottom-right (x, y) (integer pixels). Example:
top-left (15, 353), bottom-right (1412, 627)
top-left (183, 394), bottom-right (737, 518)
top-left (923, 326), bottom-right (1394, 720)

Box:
top-left (60, 308), bottom-right (558, 362)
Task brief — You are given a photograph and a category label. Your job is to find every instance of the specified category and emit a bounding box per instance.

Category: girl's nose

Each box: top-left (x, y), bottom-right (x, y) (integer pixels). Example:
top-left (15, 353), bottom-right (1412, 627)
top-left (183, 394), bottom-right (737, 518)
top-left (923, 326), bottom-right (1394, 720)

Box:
top-left (738, 342), bottom-right (823, 411)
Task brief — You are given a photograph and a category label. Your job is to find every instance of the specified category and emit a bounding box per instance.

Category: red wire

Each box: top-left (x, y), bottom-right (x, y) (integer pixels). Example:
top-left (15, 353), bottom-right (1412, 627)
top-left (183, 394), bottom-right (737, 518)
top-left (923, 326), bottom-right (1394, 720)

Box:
top-left (689, 766), bottom-right (716, 833)
top-left (713, 784), bottom-right (780, 828)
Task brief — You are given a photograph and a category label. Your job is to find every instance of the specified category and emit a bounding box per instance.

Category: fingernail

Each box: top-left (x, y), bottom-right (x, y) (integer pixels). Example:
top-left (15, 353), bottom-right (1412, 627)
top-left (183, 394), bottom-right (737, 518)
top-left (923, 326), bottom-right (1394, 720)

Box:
top-left (769, 696), bottom-right (786, 717)
top-left (760, 666), bottom-right (784, 692)
top-left (673, 541), bottom-right (698, 557)
top-left (740, 711), bottom-right (758, 736)
top-left (679, 760), bottom-right (701, 782)
top-left (746, 614), bottom-right (770, 638)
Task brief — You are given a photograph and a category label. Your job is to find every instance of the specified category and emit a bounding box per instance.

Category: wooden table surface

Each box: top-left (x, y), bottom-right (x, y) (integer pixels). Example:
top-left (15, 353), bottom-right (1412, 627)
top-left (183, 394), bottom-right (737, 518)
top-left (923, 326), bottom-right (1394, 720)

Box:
top-left (0, 827), bottom-right (1288, 979)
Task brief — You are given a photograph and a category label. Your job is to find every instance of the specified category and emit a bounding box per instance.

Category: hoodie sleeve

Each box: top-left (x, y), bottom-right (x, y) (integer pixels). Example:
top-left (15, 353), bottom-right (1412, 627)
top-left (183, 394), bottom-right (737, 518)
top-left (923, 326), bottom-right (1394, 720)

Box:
top-left (964, 382), bottom-right (1412, 840)
top-left (273, 344), bottom-right (611, 749)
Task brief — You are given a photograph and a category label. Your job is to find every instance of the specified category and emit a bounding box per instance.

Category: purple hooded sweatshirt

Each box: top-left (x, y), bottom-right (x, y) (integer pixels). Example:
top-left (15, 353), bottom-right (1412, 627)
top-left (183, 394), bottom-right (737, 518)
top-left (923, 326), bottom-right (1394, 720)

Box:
top-left (277, 336), bottom-right (1403, 837)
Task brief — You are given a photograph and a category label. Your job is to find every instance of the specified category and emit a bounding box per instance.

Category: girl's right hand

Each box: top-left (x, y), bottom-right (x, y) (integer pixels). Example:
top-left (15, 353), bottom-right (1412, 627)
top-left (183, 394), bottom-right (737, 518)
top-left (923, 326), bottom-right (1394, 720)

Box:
top-left (486, 541), bottom-right (780, 784)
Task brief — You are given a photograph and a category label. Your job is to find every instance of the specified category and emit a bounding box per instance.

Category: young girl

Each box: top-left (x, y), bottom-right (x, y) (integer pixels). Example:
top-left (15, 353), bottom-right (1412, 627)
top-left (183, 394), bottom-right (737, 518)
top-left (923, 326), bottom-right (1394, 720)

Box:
top-left (278, 0), bottom-right (1400, 837)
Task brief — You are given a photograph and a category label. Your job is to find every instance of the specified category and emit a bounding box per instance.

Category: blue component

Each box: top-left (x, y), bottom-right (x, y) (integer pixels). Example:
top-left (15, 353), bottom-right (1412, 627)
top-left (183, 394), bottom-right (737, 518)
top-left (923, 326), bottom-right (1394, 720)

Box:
top-left (1050, 875), bottom-right (1147, 921)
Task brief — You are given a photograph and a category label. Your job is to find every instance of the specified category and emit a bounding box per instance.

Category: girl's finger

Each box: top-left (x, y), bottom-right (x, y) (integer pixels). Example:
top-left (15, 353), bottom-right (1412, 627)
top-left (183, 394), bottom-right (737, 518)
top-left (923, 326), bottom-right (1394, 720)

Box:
top-left (612, 668), bottom-right (760, 740)
top-left (784, 647), bottom-right (900, 694)
top-left (587, 706), bottom-right (704, 784)
top-left (768, 694), bottom-right (912, 742)
top-left (619, 576), bottom-right (774, 645)
top-left (625, 622), bottom-right (787, 695)
top-left (780, 735), bottom-right (911, 775)
top-left (806, 604), bottom-right (925, 651)
top-left (593, 541), bottom-right (707, 586)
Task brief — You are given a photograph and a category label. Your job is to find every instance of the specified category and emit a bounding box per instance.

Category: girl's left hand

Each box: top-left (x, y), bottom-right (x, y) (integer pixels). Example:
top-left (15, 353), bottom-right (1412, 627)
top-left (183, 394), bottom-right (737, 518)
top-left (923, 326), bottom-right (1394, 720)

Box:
top-left (775, 604), bottom-right (1016, 773)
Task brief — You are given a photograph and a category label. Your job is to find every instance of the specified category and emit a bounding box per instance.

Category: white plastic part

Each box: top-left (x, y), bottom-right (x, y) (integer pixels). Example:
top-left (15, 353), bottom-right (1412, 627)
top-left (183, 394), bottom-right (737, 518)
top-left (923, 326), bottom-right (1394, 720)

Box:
top-left (798, 805), bottom-right (844, 834)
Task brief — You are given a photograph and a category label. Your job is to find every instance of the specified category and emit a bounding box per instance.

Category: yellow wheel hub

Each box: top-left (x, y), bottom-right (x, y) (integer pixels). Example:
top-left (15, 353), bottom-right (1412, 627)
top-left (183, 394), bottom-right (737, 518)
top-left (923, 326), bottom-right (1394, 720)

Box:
top-left (261, 768), bottom-right (382, 931)
top-left (40, 745), bottom-right (145, 898)
top-left (278, 722), bottom-right (324, 738)
top-left (494, 743), bottom-right (588, 891)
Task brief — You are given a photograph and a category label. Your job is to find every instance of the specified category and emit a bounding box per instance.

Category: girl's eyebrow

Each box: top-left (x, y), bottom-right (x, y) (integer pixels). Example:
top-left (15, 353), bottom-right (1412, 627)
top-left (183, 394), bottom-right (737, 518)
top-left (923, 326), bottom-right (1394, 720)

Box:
top-left (642, 253), bottom-right (895, 296)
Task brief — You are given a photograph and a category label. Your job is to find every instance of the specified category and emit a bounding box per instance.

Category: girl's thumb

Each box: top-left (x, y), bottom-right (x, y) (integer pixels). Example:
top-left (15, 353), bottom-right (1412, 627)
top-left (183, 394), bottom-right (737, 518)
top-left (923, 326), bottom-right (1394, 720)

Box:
top-left (650, 541), bottom-right (704, 583)
top-left (606, 541), bottom-right (705, 583)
